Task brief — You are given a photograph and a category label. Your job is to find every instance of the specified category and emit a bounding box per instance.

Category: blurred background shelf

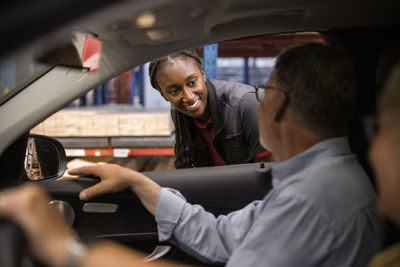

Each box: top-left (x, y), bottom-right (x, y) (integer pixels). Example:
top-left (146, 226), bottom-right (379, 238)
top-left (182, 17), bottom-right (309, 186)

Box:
top-left (31, 105), bottom-right (173, 137)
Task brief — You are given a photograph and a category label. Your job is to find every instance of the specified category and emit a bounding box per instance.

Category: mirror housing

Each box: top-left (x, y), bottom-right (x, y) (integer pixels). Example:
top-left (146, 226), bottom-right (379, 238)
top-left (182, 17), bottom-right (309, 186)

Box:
top-left (25, 134), bottom-right (67, 181)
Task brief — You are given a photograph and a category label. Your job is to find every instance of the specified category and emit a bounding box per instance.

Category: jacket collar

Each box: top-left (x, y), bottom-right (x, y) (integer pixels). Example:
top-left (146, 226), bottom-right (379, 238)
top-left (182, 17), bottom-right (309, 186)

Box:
top-left (206, 79), bottom-right (224, 137)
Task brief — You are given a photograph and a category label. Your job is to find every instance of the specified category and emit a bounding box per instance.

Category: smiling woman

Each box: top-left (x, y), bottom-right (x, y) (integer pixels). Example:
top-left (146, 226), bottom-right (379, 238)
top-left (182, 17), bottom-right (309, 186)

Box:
top-left (149, 49), bottom-right (271, 168)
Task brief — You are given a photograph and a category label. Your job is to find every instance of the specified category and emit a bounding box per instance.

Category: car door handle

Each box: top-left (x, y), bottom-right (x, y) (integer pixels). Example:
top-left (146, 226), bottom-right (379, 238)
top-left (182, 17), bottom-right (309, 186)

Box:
top-left (82, 203), bottom-right (118, 213)
top-left (143, 245), bottom-right (172, 262)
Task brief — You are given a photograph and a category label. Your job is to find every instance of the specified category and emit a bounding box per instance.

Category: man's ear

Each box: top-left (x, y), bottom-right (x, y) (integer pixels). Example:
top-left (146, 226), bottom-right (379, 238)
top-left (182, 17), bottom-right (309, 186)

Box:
top-left (272, 91), bottom-right (288, 122)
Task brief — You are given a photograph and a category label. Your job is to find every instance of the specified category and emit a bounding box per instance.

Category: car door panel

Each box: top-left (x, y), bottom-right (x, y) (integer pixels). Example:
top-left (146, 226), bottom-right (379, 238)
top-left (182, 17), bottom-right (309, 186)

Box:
top-left (146, 162), bottom-right (273, 215)
top-left (36, 162), bottom-right (273, 256)
top-left (38, 162), bottom-right (272, 234)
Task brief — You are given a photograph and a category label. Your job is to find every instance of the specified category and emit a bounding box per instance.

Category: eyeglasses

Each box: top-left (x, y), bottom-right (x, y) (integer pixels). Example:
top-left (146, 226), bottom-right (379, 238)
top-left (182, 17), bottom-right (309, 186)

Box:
top-left (253, 85), bottom-right (277, 102)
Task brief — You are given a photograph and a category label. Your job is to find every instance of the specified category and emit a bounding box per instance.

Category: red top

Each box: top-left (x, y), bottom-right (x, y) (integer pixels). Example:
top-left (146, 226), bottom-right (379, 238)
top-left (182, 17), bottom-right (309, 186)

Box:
top-left (254, 149), bottom-right (272, 159)
top-left (194, 117), bottom-right (226, 166)
top-left (194, 117), bottom-right (271, 166)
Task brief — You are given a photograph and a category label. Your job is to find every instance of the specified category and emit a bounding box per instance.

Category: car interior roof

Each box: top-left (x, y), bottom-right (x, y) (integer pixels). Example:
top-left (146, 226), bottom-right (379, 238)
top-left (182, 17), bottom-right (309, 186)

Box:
top-left (1, 0), bottom-right (399, 60)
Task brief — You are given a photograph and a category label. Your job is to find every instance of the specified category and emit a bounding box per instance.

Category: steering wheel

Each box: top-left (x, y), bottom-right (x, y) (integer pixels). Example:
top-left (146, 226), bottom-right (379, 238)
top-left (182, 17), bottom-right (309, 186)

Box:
top-left (0, 219), bottom-right (27, 267)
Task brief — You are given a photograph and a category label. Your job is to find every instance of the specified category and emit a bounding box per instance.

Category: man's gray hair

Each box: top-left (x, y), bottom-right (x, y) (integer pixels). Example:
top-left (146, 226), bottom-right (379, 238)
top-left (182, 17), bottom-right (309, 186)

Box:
top-left (275, 43), bottom-right (357, 136)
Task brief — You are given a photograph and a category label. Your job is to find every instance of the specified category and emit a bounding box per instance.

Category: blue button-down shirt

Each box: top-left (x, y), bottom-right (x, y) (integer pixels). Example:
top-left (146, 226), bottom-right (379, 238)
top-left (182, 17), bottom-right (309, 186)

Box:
top-left (155, 137), bottom-right (384, 266)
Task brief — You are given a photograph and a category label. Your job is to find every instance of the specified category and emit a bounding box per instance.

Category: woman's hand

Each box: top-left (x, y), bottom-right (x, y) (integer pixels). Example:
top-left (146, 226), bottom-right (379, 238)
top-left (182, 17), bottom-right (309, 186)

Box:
top-left (69, 163), bottom-right (162, 215)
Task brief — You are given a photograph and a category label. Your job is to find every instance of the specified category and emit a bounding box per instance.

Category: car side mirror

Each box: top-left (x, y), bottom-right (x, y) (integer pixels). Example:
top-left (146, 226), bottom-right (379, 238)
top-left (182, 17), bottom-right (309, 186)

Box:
top-left (24, 134), bottom-right (67, 181)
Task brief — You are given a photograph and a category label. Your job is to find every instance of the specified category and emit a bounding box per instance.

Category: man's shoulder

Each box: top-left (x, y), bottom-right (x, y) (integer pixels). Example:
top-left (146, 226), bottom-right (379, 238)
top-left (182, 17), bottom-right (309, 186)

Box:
top-left (279, 155), bottom-right (376, 223)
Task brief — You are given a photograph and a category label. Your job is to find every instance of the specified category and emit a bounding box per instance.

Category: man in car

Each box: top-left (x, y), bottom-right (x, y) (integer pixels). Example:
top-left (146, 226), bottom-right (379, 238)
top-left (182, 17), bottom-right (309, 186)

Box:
top-left (0, 43), bottom-right (384, 267)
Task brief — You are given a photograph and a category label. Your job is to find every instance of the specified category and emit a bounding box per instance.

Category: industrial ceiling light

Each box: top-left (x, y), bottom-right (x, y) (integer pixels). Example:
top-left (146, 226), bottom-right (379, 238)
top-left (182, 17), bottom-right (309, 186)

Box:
top-left (136, 11), bottom-right (156, 28)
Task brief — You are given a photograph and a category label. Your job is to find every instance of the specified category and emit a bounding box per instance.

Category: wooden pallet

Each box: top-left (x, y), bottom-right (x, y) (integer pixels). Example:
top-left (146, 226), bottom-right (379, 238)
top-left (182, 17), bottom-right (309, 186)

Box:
top-left (31, 105), bottom-right (173, 137)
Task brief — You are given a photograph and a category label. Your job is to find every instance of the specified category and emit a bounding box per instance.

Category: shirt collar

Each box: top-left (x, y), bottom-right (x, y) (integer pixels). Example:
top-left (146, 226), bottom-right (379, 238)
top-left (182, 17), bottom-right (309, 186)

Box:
top-left (271, 137), bottom-right (351, 183)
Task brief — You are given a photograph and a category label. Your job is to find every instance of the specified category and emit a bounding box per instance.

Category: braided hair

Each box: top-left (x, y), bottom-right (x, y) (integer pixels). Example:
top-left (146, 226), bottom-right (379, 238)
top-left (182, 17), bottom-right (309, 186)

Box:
top-left (149, 49), bottom-right (203, 91)
top-left (148, 49), bottom-right (207, 168)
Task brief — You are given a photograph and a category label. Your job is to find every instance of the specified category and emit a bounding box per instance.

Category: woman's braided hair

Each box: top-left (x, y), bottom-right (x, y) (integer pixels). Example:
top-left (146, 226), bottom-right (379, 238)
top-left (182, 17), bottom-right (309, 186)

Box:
top-left (149, 49), bottom-right (203, 91)
top-left (148, 49), bottom-right (206, 168)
